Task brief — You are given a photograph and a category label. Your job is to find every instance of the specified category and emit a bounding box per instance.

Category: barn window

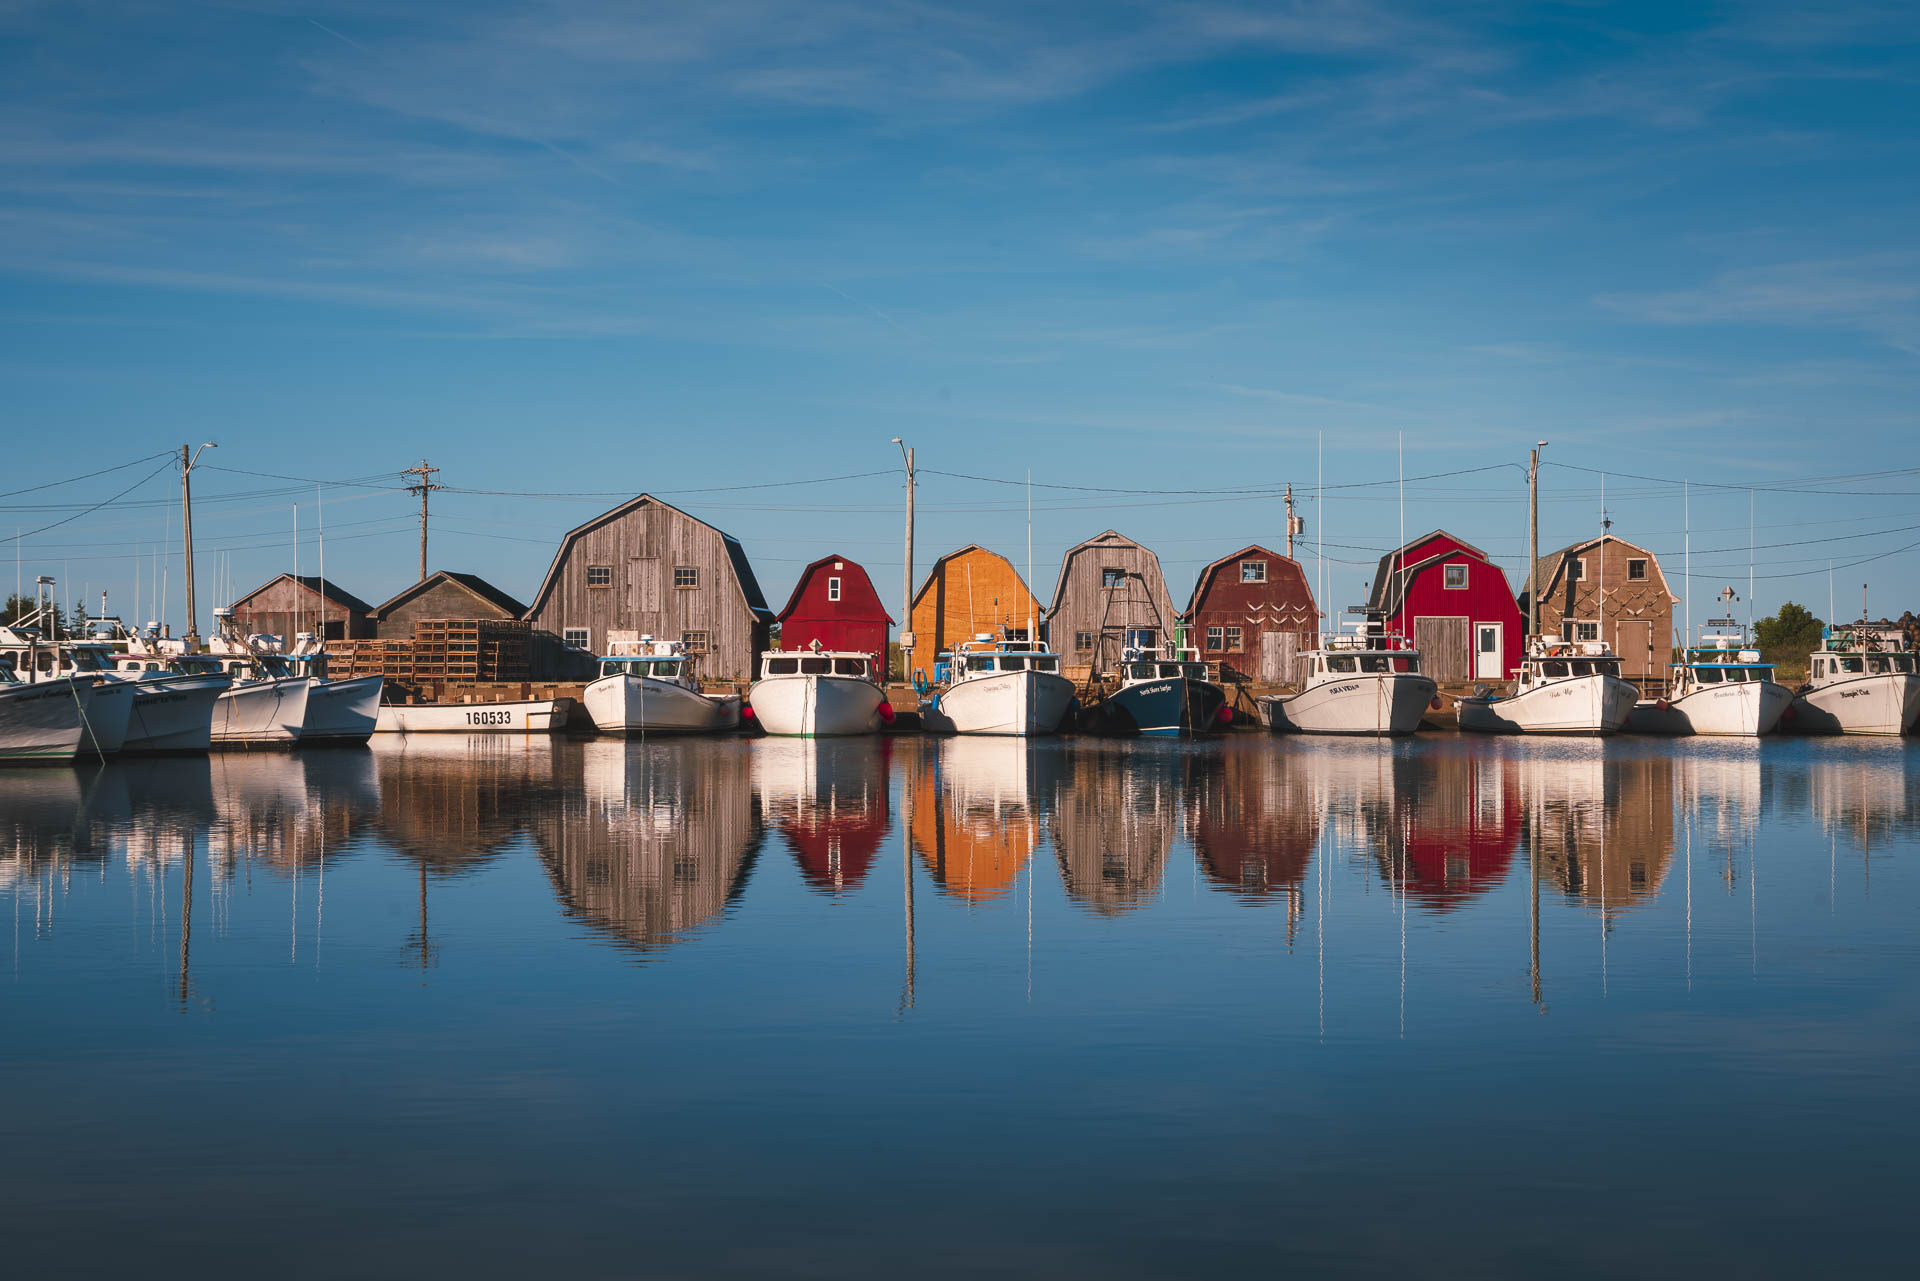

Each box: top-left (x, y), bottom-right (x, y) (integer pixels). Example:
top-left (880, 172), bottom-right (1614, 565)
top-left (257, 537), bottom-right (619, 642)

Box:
top-left (1570, 559), bottom-right (1586, 582)
top-left (674, 566), bottom-right (699, 589)
top-left (1240, 560), bottom-right (1266, 584)
top-left (827, 576), bottom-right (841, 602)
top-left (1101, 567), bottom-right (1125, 588)
top-left (1444, 564), bottom-right (1468, 589)
top-left (681, 631), bottom-right (709, 654)
top-left (1075, 630), bottom-right (1094, 652)
top-left (563, 627), bottom-right (590, 649)
top-left (1225, 626), bottom-right (1243, 652)
top-left (1577, 621), bottom-right (1599, 642)
top-left (586, 566), bottom-right (612, 587)
top-left (1206, 626), bottom-right (1224, 651)
top-left (1627, 559), bottom-right (1647, 581)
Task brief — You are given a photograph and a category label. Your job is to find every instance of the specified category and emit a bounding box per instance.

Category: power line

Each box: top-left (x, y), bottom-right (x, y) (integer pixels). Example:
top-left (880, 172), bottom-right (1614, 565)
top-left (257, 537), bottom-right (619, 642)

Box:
top-left (9, 457), bottom-right (177, 544)
top-left (0, 451), bottom-right (177, 500)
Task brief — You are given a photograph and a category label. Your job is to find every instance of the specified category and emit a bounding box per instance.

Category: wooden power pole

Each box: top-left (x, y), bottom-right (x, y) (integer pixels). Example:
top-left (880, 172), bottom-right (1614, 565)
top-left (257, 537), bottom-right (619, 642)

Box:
top-left (402, 460), bottom-right (441, 583)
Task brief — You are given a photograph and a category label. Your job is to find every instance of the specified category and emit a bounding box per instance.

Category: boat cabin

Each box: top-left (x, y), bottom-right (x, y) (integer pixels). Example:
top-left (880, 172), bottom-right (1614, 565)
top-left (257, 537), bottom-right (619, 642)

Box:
top-left (939, 634), bottom-right (1064, 684)
top-left (760, 652), bottom-right (877, 681)
top-left (598, 635), bottom-right (699, 683)
top-left (1121, 646), bottom-right (1210, 685)
top-left (1810, 651), bottom-right (1917, 679)
top-left (1513, 638), bottom-right (1624, 690)
top-left (1671, 630), bottom-right (1775, 691)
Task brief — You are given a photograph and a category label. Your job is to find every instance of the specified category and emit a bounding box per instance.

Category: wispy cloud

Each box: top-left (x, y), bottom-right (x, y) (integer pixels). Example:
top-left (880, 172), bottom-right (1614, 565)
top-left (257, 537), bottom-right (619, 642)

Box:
top-left (1597, 255), bottom-right (1920, 353)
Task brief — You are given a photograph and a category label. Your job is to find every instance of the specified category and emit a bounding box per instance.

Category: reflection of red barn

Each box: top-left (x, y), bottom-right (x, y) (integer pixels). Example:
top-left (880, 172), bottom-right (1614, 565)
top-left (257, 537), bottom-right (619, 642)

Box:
top-left (1186, 751), bottom-right (1318, 897)
top-left (775, 553), bottom-right (892, 656)
top-left (779, 739), bottom-right (892, 893)
top-left (1389, 756), bottom-right (1521, 910)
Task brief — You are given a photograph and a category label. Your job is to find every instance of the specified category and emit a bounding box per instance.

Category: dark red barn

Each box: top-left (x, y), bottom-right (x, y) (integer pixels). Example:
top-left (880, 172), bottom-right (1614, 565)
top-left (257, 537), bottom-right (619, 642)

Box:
top-left (1180, 544), bottom-right (1319, 681)
top-left (1368, 530), bottom-right (1524, 683)
top-left (775, 553), bottom-right (892, 656)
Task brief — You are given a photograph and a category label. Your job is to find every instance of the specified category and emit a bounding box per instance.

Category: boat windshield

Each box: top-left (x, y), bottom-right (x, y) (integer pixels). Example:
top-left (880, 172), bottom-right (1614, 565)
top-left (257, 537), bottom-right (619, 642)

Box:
top-left (605, 658), bottom-right (682, 678)
top-left (174, 656), bottom-right (224, 677)
top-left (1327, 656), bottom-right (1357, 673)
top-left (257, 655), bottom-right (294, 679)
top-left (1541, 660), bottom-right (1569, 678)
top-left (765, 657), bottom-right (799, 676)
top-left (70, 647), bottom-right (115, 673)
top-left (1000, 656), bottom-right (1027, 671)
top-left (800, 657), bottom-right (832, 675)
top-left (1358, 655), bottom-right (1391, 673)
top-left (1128, 663), bottom-right (1156, 680)
top-left (1184, 663), bottom-right (1208, 680)
top-left (833, 658), bottom-right (867, 677)
top-left (1158, 663), bottom-right (1184, 679)
top-left (1034, 656), bottom-right (1059, 673)
top-left (1694, 666), bottom-right (1722, 684)
top-left (0, 658), bottom-right (17, 684)
top-left (1893, 655), bottom-right (1917, 674)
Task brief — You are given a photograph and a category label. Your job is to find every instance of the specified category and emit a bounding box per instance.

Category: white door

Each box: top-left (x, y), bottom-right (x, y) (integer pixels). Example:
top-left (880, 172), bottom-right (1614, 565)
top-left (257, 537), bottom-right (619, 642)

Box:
top-left (1475, 623), bottom-right (1503, 680)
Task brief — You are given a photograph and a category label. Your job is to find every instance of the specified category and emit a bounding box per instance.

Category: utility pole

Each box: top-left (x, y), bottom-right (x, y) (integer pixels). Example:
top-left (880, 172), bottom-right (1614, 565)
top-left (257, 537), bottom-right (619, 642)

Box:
top-left (1284, 483), bottom-right (1302, 559)
top-left (892, 439), bottom-right (915, 686)
top-left (402, 460), bottom-right (441, 583)
top-left (180, 442), bottom-right (216, 649)
top-left (1526, 441), bottom-right (1547, 641)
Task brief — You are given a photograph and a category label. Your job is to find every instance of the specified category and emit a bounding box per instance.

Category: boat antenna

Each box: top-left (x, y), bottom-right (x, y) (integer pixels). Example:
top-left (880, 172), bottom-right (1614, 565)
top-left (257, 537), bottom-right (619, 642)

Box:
top-left (1599, 472), bottom-right (1608, 651)
top-left (317, 483), bottom-right (327, 645)
top-left (1026, 468), bottom-right (1035, 646)
top-left (1396, 431), bottom-right (1404, 635)
top-left (292, 502), bottom-right (300, 642)
top-left (1316, 431), bottom-right (1324, 638)
top-left (1747, 489), bottom-right (1754, 633)
top-left (1683, 480), bottom-right (1691, 648)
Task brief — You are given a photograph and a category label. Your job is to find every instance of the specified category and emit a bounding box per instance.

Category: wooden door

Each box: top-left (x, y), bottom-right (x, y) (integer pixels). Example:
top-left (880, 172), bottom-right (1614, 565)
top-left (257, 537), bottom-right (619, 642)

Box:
top-left (1614, 620), bottom-right (1654, 681)
top-left (1260, 631), bottom-right (1301, 685)
top-left (1415, 616), bottom-right (1470, 684)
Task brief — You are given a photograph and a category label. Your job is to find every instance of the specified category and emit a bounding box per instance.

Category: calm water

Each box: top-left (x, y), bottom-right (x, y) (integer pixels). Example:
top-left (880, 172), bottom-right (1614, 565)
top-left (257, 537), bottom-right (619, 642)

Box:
top-left (2, 733), bottom-right (1915, 1278)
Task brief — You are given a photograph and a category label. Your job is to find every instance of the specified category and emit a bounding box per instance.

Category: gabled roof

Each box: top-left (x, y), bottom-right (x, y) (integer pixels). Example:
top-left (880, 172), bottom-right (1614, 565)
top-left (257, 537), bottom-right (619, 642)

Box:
top-left (1179, 544), bottom-right (1315, 620)
top-left (234, 573), bottom-right (374, 615)
top-left (774, 553), bottom-right (894, 624)
top-left (373, 570), bottom-right (528, 621)
top-left (1367, 530), bottom-right (1490, 615)
top-left (909, 544), bottom-right (1037, 613)
top-left (1045, 529), bottom-right (1156, 618)
top-left (1525, 534), bottom-right (1677, 605)
top-left (523, 493), bottom-right (773, 623)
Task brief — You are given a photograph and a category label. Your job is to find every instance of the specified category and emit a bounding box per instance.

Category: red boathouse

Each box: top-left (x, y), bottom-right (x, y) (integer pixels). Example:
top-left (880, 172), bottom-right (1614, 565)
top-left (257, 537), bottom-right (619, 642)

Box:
top-left (1367, 530), bottom-right (1523, 683)
top-left (774, 554), bottom-right (893, 656)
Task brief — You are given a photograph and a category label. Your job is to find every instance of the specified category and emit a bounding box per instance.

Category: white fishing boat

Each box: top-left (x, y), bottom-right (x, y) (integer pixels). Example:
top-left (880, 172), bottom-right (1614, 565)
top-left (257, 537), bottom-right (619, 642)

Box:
top-left (0, 620), bottom-right (136, 755)
top-left (584, 636), bottom-right (740, 734)
top-left (142, 639), bottom-right (309, 746)
top-left (1458, 637), bottom-right (1638, 736)
top-left (1625, 625), bottom-right (1791, 737)
top-left (283, 633), bottom-right (382, 745)
top-left (0, 660), bottom-right (94, 763)
top-left (377, 698), bottom-right (572, 734)
top-left (918, 634), bottom-right (1075, 736)
top-left (1259, 615), bottom-right (1435, 737)
top-left (75, 623), bottom-right (227, 754)
top-left (1786, 624), bottom-right (1920, 736)
top-left (748, 643), bottom-right (888, 737)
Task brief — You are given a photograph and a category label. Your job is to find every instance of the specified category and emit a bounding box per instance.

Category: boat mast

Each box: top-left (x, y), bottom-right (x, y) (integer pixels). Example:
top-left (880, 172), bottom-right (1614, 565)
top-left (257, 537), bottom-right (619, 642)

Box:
top-left (1026, 469), bottom-right (1035, 646)
top-left (1684, 480), bottom-right (1691, 648)
top-left (1527, 442), bottom-right (1546, 642)
top-left (180, 442), bottom-right (215, 649)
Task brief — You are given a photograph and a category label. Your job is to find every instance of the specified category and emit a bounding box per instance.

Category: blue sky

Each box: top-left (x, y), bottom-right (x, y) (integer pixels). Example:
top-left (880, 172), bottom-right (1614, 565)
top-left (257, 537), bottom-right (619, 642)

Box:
top-left (5, 0), bottom-right (1920, 630)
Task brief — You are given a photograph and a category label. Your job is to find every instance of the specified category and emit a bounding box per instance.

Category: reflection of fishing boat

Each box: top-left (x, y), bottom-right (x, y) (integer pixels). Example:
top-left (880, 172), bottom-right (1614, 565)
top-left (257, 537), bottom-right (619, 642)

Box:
top-left (1626, 623), bottom-right (1790, 737)
top-left (918, 635), bottom-right (1075, 736)
top-left (911, 737), bottom-right (1045, 901)
top-left (1080, 644), bottom-right (1229, 738)
top-left (376, 698), bottom-right (571, 734)
top-left (583, 636), bottom-right (739, 734)
top-left (1458, 637), bottom-right (1636, 736)
top-left (1258, 614), bottom-right (1434, 737)
top-left (1787, 624), bottom-right (1920, 736)
top-left (748, 644), bottom-right (887, 737)
top-left (753, 737), bottom-right (890, 891)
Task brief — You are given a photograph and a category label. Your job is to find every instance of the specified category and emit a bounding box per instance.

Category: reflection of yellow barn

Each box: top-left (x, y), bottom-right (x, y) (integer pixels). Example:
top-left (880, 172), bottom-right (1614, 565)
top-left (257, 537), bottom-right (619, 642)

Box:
top-left (909, 741), bottom-right (1042, 903)
top-left (909, 545), bottom-right (1040, 665)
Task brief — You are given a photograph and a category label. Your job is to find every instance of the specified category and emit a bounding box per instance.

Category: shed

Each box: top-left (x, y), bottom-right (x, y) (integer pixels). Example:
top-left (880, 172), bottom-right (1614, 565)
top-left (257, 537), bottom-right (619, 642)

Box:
top-left (371, 570), bottom-right (528, 640)
top-left (1042, 530), bottom-right (1178, 675)
top-left (1367, 530), bottom-right (1523, 684)
top-left (229, 574), bottom-right (375, 642)
top-left (908, 544), bottom-right (1040, 659)
top-left (1179, 544), bottom-right (1319, 682)
top-left (1521, 534), bottom-right (1678, 683)
top-left (774, 553), bottom-right (892, 656)
top-left (522, 494), bottom-right (773, 683)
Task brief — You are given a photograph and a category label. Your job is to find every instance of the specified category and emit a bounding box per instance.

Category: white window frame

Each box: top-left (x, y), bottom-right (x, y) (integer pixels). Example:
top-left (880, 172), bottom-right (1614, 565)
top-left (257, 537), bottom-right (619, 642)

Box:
top-left (827, 576), bottom-right (841, 603)
top-left (1444, 563), bottom-right (1468, 589)
top-left (1225, 625), bottom-right (1243, 653)
top-left (1205, 625), bottom-right (1224, 651)
top-left (1240, 560), bottom-right (1266, 584)
top-left (563, 627), bottom-right (591, 650)
top-left (1570, 558), bottom-right (1586, 582)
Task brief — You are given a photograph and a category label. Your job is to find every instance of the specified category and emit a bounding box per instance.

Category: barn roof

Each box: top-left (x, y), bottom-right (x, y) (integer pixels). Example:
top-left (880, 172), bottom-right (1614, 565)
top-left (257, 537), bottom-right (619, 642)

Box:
top-left (1367, 530), bottom-right (1492, 615)
top-left (774, 553), bottom-right (894, 624)
top-left (233, 573), bottom-right (375, 615)
top-left (1044, 529), bottom-right (1156, 619)
top-left (372, 570), bottom-right (528, 621)
top-left (522, 493), bottom-right (774, 623)
top-left (1178, 543), bottom-right (1314, 620)
top-left (1526, 534), bottom-right (1677, 605)
top-left (909, 544), bottom-right (1037, 612)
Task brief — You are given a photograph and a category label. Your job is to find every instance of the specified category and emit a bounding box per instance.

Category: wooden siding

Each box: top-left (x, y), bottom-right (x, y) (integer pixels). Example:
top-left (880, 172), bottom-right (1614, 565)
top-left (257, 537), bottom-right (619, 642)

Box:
top-left (231, 575), bottom-right (373, 642)
top-left (1531, 535), bottom-right (1677, 682)
top-left (1183, 545), bottom-right (1319, 682)
top-left (1044, 531), bottom-right (1178, 676)
top-left (1415, 616), bottom-right (1471, 684)
top-left (524, 496), bottom-right (770, 683)
top-left (909, 545), bottom-right (1038, 658)
top-left (374, 577), bottom-right (518, 639)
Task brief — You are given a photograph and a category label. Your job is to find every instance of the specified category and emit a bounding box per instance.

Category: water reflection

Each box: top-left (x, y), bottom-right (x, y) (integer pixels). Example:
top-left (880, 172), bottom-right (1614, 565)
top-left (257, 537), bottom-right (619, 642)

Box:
top-left (1053, 744), bottom-right (1180, 915)
top-left (370, 735), bottom-right (559, 873)
top-left (911, 738), bottom-right (1052, 903)
top-left (1186, 746), bottom-right (1318, 907)
top-left (1522, 749), bottom-right (1676, 915)
top-left (532, 740), bottom-right (764, 956)
top-left (755, 738), bottom-right (891, 893)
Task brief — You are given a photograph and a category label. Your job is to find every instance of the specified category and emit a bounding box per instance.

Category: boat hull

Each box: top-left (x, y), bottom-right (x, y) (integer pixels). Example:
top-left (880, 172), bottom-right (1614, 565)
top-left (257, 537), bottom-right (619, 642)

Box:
top-left (1261, 673), bottom-right (1436, 736)
top-left (300, 676), bottom-right (383, 745)
top-left (1084, 676), bottom-right (1228, 738)
top-left (1786, 674), bottom-right (1920, 737)
top-left (0, 679), bottom-right (90, 763)
top-left (584, 674), bottom-right (740, 734)
top-left (921, 670), bottom-right (1076, 736)
top-left (1459, 674), bottom-right (1637, 736)
top-left (1626, 680), bottom-right (1791, 737)
top-left (75, 677), bottom-right (134, 755)
top-left (748, 675), bottom-right (883, 737)
top-left (376, 698), bottom-right (572, 734)
top-left (212, 677), bottom-right (309, 746)
top-left (123, 673), bottom-right (228, 753)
